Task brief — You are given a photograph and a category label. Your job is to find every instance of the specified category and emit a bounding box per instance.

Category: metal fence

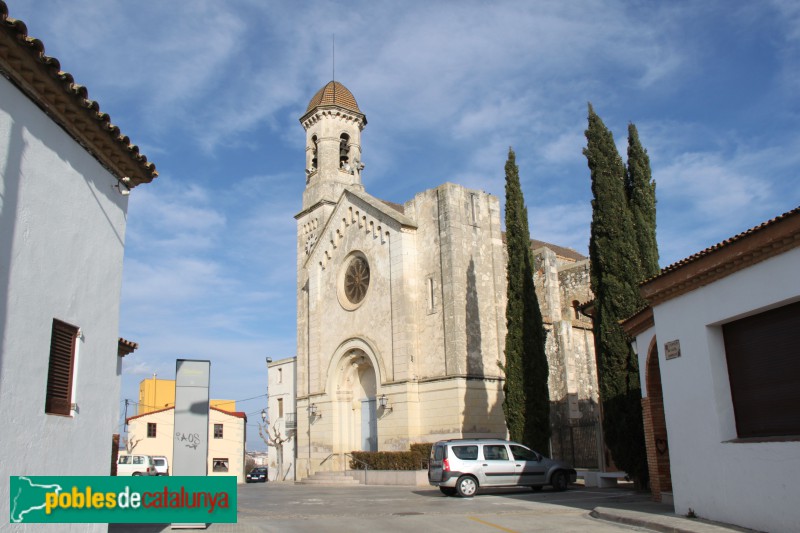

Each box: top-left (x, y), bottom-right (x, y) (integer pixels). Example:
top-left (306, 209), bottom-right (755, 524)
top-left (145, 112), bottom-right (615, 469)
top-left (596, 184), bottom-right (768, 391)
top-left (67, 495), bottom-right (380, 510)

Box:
top-left (550, 421), bottom-right (600, 469)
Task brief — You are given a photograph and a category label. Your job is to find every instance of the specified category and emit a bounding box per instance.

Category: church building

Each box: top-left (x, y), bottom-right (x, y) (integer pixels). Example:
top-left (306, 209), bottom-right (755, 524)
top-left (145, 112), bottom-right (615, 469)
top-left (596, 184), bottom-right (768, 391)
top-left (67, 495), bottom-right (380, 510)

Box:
top-left (294, 81), bottom-right (598, 477)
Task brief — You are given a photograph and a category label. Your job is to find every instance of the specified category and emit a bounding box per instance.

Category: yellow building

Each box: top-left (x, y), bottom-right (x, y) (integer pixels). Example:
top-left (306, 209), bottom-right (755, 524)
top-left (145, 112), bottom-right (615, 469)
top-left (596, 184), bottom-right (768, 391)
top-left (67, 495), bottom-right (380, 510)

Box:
top-left (137, 378), bottom-right (235, 415)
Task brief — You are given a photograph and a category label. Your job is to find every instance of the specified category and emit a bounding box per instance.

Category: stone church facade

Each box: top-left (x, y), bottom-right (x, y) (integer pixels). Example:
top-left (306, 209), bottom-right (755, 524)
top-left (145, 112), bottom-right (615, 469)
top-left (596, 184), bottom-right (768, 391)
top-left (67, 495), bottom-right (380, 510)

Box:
top-left (294, 81), bottom-right (598, 477)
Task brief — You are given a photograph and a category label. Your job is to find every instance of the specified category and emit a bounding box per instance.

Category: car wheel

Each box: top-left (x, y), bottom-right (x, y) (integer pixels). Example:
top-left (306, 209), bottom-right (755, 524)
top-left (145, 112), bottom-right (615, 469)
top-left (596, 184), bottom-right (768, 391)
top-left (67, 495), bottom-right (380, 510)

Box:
top-left (456, 476), bottom-right (478, 498)
top-left (551, 471), bottom-right (568, 492)
top-left (132, 472), bottom-right (141, 476)
top-left (439, 486), bottom-right (457, 496)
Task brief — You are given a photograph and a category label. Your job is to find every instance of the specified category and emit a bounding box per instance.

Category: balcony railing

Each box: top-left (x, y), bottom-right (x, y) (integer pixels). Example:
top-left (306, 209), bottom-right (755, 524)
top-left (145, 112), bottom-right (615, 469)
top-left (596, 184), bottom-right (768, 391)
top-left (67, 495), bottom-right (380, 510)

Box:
top-left (285, 412), bottom-right (296, 429)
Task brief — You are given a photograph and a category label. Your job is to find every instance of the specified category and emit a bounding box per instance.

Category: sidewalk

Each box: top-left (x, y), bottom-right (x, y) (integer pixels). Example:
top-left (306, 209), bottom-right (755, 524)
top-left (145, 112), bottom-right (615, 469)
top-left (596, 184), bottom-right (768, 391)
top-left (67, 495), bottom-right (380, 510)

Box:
top-left (590, 504), bottom-right (758, 533)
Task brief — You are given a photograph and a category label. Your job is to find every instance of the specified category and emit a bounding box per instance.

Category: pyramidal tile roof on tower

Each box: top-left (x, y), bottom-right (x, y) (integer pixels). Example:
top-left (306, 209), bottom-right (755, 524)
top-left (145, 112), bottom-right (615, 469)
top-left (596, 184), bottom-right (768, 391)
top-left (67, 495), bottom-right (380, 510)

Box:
top-left (306, 80), bottom-right (362, 114)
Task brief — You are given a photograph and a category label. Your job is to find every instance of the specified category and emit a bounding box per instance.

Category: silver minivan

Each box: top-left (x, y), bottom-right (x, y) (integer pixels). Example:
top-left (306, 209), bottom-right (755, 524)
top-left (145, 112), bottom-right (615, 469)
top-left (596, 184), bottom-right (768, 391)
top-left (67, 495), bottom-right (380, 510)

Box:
top-left (428, 439), bottom-right (577, 497)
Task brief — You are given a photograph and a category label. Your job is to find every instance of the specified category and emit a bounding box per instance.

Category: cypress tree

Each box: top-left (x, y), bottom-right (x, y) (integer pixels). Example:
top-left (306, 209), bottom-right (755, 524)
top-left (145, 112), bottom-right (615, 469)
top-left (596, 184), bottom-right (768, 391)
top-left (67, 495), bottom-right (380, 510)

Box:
top-left (584, 105), bottom-right (648, 486)
top-left (625, 123), bottom-right (660, 280)
top-left (502, 147), bottom-right (550, 452)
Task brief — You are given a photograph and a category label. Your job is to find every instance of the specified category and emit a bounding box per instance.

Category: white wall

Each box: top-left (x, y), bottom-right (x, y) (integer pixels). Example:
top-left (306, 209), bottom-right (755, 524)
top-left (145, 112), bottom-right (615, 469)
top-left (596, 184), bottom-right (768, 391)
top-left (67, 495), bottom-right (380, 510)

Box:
top-left (267, 357), bottom-right (297, 480)
top-left (0, 76), bottom-right (129, 531)
top-left (647, 249), bottom-right (800, 533)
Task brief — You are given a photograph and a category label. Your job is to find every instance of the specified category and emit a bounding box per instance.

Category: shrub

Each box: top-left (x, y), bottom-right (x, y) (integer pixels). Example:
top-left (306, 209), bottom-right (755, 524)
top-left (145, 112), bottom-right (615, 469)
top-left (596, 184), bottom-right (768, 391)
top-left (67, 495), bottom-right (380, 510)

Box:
top-left (349, 443), bottom-right (433, 470)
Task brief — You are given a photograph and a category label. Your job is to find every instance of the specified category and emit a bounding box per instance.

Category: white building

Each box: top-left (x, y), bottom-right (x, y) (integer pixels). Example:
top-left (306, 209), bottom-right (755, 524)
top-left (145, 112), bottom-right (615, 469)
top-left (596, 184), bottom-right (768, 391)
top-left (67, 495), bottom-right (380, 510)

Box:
top-left (0, 4), bottom-right (156, 530)
top-left (266, 357), bottom-right (297, 480)
top-left (623, 207), bottom-right (800, 532)
top-left (126, 407), bottom-right (248, 483)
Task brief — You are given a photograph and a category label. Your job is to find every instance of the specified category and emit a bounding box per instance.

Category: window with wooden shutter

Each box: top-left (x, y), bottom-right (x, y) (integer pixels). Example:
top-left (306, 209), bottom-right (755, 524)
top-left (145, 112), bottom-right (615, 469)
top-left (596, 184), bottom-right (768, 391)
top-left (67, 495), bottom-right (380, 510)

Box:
top-left (723, 300), bottom-right (800, 439)
top-left (45, 319), bottom-right (78, 416)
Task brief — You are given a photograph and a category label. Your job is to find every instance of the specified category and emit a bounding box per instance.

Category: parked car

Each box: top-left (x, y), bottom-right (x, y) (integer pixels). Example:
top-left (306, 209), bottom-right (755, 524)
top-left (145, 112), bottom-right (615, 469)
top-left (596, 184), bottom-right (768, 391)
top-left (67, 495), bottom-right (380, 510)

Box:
top-left (152, 456), bottom-right (169, 476)
top-left (246, 467), bottom-right (268, 483)
top-left (428, 438), bottom-right (577, 497)
top-left (116, 454), bottom-right (158, 476)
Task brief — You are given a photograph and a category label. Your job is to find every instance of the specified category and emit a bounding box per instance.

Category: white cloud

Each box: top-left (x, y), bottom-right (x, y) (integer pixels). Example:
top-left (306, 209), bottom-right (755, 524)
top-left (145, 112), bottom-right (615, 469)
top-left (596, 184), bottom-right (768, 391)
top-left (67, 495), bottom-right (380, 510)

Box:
top-left (539, 129), bottom-right (586, 165)
top-left (528, 202), bottom-right (591, 256)
top-left (122, 360), bottom-right (155, 377)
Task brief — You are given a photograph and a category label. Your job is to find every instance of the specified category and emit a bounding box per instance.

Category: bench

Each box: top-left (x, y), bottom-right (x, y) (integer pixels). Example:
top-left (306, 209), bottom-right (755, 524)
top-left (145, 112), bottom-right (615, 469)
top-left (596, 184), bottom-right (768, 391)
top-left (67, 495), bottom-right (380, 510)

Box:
top-left (577, 470), bottom-right (628, 488)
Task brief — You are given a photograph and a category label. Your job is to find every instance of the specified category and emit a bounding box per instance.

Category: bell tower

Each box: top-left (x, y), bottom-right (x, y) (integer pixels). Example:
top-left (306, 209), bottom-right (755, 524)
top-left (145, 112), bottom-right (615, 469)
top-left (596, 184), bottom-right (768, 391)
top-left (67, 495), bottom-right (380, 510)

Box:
top-left (299, 81), bottom-right (367, 211)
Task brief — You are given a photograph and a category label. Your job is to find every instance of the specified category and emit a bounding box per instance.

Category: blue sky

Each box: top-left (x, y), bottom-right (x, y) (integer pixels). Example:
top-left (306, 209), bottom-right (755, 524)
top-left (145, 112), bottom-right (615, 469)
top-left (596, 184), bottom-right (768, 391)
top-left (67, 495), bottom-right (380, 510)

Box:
top-left (9, 1), bottom-right (800, 449)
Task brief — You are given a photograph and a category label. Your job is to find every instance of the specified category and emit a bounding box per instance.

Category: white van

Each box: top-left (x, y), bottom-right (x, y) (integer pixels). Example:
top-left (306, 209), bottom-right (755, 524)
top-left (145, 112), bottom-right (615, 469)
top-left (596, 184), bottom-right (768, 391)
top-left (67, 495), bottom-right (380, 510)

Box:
top-left (152, 456), bottom-right (169, 476)
top-left (116, 454), bottom-right (157, 476)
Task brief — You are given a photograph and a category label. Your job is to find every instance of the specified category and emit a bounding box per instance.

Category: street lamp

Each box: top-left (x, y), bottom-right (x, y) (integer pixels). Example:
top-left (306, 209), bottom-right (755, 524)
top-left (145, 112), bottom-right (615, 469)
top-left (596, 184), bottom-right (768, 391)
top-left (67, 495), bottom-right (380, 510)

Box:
top-left (261, 409), bottom-right (267, 423)
top-left (307, 403), bottom-right (319, 417)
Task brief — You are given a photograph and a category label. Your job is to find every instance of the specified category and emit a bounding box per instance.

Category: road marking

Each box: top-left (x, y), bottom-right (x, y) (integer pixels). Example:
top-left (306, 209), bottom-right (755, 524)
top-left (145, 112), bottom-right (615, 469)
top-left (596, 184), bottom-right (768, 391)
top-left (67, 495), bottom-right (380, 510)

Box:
top-left (468, 516), bottom-right (519, 533)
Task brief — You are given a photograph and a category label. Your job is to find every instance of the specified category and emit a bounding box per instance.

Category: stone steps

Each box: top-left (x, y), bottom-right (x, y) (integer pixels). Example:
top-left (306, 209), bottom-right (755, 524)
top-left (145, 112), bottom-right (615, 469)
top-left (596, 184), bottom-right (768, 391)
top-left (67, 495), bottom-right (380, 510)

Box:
top-left (298, 471), bottom-right (361, 485)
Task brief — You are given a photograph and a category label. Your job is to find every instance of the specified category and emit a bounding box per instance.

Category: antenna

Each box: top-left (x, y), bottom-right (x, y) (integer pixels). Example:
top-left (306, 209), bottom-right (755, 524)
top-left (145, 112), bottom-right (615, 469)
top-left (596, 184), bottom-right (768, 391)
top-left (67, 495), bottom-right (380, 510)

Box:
top-left (332, 34), bottom-right (336, 82)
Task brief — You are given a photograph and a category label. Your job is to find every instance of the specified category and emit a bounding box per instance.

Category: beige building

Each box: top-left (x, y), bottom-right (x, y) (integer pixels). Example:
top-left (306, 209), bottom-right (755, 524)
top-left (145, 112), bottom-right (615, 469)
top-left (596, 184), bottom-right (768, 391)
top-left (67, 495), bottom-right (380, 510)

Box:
top-left (126, 406), bottom-right (247, 483)
top-left (294, 81), bottom-right (598, 477)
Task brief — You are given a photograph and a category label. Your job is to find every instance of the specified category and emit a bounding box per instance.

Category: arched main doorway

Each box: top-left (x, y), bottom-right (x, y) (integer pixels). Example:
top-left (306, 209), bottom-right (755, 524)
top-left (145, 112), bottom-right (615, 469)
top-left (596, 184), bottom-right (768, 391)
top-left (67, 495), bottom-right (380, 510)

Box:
top-left (331, 346), bottom-right (379, 453)
top-left (645, 338), bottom-right (672, 501)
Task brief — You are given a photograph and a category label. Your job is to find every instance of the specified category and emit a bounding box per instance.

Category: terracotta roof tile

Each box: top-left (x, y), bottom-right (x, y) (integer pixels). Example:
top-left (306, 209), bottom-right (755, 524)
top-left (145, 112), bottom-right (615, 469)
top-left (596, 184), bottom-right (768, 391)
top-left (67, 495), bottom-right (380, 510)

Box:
top-left (640, 206), bottom-right (800, 305)
top-left (500, 232), bottom-right (587, 261)
top-left (117, 337), bottom-right (138, 357)
top-left (126, 405), bottom-right (247, 424)
top-left (210, 406), bottom-right (247, 421)
top-left (530, 239), bottom-right (587, 261)
top-left (306, 81), bottom-right (361, 114)
top-left (648, 206), bottom-right (800, 282)
top-left (0, 1), bottom-right (157, 187)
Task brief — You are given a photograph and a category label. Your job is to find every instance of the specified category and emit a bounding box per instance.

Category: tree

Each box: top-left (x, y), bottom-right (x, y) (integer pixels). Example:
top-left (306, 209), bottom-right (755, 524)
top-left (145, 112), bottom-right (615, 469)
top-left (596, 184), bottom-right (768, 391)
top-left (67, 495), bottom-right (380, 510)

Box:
top-left (502, 147), bottom-right (550, 452)
top-left (625, 123), bottom-right (659, 280)
top-left (122, 435), bottom-right (141, 454)
top-left (584, 105), bottom-right (648, 486)
top-left (258, 418), bottom-right (293, 481)
top-left (245, 455), bottom-right (256, 475)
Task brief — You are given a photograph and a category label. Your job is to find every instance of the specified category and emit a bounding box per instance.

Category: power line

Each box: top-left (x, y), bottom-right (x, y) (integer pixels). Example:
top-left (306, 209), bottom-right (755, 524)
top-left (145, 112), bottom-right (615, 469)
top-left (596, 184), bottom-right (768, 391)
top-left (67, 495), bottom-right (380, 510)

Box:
top-left (124, 392), bottom-right (268, 413)
top-left (213, 394), bottom-right (268, 407)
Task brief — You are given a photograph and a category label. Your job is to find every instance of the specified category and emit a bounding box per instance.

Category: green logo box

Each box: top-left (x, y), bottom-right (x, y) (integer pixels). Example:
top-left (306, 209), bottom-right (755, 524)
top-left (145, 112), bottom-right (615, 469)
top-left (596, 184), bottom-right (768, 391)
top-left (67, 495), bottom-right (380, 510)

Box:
top-left (9, 476), bottom-right (237, 524)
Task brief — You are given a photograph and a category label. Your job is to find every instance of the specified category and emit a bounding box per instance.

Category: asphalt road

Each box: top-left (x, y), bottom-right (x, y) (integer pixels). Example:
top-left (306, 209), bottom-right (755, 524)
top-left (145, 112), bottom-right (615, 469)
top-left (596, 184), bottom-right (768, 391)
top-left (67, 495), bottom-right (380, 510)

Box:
top-left (111, 481), bottom-right (668, 532)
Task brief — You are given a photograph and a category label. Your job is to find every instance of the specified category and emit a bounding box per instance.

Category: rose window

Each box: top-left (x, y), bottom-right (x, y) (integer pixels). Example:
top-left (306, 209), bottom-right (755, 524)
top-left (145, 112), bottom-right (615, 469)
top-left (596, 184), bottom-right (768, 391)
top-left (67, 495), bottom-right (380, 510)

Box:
top-left (344, 257), bottom-right (370, 304)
